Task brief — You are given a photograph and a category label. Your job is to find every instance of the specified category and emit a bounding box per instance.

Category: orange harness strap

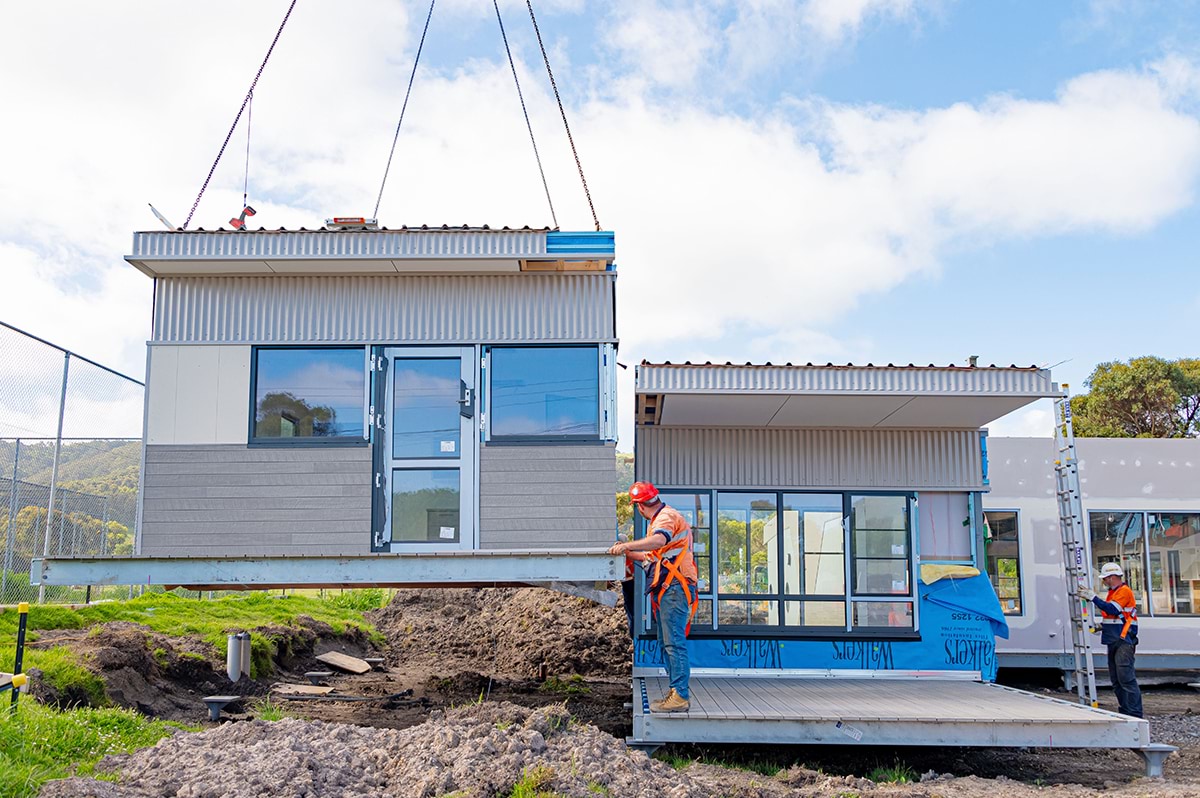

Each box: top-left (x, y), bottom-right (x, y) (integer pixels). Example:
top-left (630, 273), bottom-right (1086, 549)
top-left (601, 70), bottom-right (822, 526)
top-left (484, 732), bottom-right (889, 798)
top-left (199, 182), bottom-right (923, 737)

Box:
top-left (649, 534), bottom-right (699, 636)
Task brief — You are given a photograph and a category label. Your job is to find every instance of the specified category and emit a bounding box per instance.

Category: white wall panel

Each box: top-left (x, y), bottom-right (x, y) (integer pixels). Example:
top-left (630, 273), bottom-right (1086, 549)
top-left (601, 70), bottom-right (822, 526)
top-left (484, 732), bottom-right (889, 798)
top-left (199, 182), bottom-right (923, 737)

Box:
top-left (146, 345), bottom-right (251, 445)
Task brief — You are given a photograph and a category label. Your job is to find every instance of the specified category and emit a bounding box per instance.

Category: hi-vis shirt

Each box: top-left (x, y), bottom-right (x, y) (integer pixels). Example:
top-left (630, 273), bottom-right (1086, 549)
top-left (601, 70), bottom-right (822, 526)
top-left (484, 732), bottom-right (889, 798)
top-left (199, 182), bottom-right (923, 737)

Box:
top-left (1092, 584), bottom-right (1138, 646)
top-left (643, 504), bottom-right (698, 588)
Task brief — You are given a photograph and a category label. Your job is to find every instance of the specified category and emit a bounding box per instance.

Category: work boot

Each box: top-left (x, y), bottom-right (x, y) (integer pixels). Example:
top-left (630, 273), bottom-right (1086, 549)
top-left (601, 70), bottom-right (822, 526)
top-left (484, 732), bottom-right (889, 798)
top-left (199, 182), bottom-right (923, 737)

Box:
top-left (650, 688), bottom-right (690, 713)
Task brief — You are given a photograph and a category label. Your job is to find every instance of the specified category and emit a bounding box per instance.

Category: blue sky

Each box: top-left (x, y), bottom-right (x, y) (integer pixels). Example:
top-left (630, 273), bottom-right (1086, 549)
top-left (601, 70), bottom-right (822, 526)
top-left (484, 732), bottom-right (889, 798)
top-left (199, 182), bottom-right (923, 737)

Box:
top-left (1, 0), bottom-right (1199, 444)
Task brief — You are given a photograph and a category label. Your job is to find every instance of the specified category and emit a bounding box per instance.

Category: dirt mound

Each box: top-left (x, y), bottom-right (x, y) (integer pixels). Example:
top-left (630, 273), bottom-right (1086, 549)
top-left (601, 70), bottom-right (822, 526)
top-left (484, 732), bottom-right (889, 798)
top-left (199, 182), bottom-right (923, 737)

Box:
top-left (43, 701), bottom-right (1188, 798)
top-left (42, 703), bottom-right (694, 798)
top-left (369, 587), bottom-right (630, 679)
top-left (29, 617), bottom-right (377, 723)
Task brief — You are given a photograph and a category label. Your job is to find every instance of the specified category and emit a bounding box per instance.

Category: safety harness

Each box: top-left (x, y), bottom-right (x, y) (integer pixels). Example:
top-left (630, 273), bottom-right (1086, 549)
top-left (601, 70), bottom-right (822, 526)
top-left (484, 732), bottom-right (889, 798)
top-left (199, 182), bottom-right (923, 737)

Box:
top-left (645, 510), bottom-right (699, 636)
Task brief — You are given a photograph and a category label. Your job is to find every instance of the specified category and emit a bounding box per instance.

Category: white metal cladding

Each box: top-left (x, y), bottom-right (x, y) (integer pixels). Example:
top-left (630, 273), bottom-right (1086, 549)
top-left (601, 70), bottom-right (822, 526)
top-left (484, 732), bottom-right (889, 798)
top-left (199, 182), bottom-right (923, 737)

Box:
top-left (152, 274), bottom-right (616, 343)
top-left (636, 427), bottom-right (984, 490)
top-left (637, 364), bottom-right (1057, 396)
top-left (131, 229), bottom-right (548, 260)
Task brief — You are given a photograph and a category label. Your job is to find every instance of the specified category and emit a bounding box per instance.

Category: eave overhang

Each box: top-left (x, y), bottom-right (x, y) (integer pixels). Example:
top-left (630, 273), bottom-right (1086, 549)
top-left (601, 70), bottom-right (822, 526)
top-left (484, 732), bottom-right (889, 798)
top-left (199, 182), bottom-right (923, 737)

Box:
top-left (125, 228), bottom-right (616, 277)
top-left (636, 362), bottom-right (1059, 430)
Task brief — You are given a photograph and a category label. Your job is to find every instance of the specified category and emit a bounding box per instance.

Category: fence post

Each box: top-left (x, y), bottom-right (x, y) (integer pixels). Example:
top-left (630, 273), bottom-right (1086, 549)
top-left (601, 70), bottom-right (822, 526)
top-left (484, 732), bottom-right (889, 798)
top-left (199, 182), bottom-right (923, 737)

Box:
top-left (38, 352), bottom-right (70, 603)
top-left (1, 439), bottom-right (20, 600)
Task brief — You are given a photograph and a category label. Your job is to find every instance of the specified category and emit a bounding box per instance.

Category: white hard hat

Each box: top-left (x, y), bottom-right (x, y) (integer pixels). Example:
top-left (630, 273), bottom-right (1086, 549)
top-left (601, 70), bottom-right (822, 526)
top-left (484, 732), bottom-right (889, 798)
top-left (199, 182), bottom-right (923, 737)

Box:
top-left (1099, 562), bottom-right (1124, 579)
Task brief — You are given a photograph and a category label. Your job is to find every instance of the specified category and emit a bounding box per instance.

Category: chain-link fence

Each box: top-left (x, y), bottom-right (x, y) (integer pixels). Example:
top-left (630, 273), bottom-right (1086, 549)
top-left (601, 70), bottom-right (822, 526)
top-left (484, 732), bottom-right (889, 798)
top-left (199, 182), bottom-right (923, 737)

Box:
top-left (1, 321), bottom-right (144, 604)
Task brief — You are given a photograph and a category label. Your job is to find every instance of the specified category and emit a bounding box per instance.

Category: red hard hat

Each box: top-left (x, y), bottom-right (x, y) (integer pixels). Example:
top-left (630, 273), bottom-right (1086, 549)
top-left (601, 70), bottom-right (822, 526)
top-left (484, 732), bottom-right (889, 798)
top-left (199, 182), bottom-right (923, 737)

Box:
top-left (629, 481), bottom-right (659, 504)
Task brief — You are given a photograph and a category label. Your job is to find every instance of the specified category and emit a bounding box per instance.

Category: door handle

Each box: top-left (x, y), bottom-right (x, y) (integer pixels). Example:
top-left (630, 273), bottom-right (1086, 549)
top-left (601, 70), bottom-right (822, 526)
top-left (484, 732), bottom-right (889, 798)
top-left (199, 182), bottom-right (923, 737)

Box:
top-left (458, 381), bottom-right (474, 418)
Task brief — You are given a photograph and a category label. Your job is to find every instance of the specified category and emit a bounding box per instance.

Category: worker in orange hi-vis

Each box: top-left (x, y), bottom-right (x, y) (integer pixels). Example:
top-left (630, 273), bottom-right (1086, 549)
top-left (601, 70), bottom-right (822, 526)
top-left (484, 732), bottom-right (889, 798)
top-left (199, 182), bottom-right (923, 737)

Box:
top-left (608, 482), bottom-right (697, 713)
top-left (1080, 561), bottom-right (1143, 718)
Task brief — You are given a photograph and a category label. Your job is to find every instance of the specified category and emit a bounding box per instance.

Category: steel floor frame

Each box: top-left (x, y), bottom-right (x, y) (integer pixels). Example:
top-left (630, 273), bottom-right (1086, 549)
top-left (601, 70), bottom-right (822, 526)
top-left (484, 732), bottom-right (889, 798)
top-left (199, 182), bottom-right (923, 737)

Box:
top-left (629, 670), bottom-right (1175, 777)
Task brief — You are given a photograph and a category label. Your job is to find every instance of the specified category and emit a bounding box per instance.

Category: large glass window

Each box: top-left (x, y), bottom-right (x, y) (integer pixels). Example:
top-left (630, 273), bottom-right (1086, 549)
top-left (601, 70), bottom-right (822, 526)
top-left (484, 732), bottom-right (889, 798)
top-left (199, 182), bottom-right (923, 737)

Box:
top-left (984, 510), bottom-right (1022, 615)
top-left (252, 348), bottom-right (365, 441)
top-left (716, 492), bottom-right (778, 626)
top-left (488, 347), bottom-right (599, 438)
top-left (782, 493), bottom-right (845, 627)
top-left (850, 494), bottom-right (913, 629)
top-left (662, 490), bottom-right (914, 634)
top-left (1089, 511), bottom-right (1148, 610)
top-left (1146, 513), bottom-right (1200, 615)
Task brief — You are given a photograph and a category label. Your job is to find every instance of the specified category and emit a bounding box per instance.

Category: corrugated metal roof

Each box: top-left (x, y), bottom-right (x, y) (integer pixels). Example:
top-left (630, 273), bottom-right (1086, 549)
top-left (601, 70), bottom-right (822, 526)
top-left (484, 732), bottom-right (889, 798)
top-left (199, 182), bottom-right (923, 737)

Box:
top-left (637, 361), bottom-right (1058, 397)
top-left (128, 227), bottom-right (615, 262)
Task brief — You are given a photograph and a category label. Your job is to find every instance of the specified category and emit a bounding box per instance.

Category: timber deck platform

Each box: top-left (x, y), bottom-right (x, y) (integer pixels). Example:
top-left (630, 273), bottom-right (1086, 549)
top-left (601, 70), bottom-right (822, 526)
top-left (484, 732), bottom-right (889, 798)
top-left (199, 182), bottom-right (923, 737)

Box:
top-left (631, 672), bottom-right (1148, 750)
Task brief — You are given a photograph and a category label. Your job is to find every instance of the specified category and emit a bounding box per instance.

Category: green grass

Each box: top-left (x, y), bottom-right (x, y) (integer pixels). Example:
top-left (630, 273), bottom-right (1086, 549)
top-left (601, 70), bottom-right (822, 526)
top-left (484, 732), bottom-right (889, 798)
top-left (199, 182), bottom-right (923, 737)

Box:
top-left (253, 697), bottom-right (291, 722)
top-left (0, 700), bottom-right (191, 798)
top-left (655, 751), bottom-right (782, 777)
top-left (504, 765), bottom-right (562, 798)
top-left (538, 674), bottom-right (590, 696)
top-left (0, 592), bottom-right (382, 679)
top-left (866, 761), bottom-right (916, 784)
top-left (0, 645), bottom-right (107, 707)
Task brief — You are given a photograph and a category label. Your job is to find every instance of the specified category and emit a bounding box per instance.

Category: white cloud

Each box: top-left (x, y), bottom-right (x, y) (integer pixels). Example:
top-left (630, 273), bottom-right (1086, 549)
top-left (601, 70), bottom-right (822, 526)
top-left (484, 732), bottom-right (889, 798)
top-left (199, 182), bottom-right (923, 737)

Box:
top-left (987, 402), bottom-right (1054, 439)
top-left (801, 0), bottom-right (919, 43)
top-left (3, 2), bottom-right (1200, 451)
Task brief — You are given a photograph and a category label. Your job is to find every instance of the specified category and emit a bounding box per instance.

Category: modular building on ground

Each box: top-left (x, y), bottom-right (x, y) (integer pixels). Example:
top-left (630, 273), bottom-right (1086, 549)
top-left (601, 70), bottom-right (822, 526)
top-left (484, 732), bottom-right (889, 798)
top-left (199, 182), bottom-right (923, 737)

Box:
top-left (35, 225), bottom-right (624, 588)
top-left (984, 436), bottom-right (1200, 677)
top-left (625, 362), bottom-right (1167, 771)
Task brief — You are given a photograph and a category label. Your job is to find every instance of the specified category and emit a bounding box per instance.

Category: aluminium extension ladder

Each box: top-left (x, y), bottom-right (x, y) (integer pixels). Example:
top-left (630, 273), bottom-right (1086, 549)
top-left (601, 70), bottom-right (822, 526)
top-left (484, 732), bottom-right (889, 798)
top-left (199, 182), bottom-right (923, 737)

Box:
top-left (1053, 387), bottom-right (1098, 706)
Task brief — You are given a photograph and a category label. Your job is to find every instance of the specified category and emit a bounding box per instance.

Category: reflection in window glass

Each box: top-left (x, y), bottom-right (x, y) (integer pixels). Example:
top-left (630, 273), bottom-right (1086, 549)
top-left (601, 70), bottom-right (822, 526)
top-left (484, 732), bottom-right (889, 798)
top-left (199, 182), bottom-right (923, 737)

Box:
top-left (254, 348), bottom-right (364, 439)
top-left (853, 602), bottom-right (913, 628)
top-left (490, 347), bottom-right (598, 437)
top-left (850, 495), bottom-right (910, 597)
top-left (392, 358), bottom-right (460, 459)
top-left (662, 492), bottom-right (711, 594)
top-left (781, 494), bottom-right (843, 598)
top-left (1147, 513), bottom-right (1200, 615)
top-left (984, 511), bottom-right (1022, 615)
top-left (717, 493), bottom-right (778, 597)
top-left (1089, 512), bottom-right (1148, 610)
top-left (717, 599), bottom-right (774, 626)
top-left (391, 469), bottom-right (460, 543)
top-left (784, 601), bottom-right (846, 627)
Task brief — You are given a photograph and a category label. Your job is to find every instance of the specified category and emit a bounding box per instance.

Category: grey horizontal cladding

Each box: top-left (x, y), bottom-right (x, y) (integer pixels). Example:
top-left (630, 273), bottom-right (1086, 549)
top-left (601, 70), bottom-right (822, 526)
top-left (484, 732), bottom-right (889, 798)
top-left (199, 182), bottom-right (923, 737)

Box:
top-left (637, 364), bottom-right (1058, 397)
top-left (140, 444), bottom-right (371, 556)
top-left (479, 443), bottom-right (616, 549)
top-left (132, 229), bottom-right (548, 260)
top-left (636, 427), bottom-right (983, 490)
top-left (153, 274), bottom-right (616, 343)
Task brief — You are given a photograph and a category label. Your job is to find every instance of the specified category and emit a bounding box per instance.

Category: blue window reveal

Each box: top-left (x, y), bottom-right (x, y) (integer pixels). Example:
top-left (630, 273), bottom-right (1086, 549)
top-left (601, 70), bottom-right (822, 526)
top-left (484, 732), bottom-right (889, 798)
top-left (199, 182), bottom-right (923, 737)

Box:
top-left (489, 347), bottom-right (599, 439)
top-left (252, 347), bottom-right (365, 441)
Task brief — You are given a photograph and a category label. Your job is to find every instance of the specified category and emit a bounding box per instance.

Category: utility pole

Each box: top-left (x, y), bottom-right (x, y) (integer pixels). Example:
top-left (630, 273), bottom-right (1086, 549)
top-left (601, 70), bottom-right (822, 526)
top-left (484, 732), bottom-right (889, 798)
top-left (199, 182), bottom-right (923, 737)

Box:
top-left (39, 352), bottom-right (70, 603)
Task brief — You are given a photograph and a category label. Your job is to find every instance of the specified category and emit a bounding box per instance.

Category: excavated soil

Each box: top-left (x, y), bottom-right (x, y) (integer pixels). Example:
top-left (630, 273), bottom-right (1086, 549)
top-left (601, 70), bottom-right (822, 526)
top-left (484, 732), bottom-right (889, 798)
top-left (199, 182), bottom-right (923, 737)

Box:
top-left (39, 701), bottom-right (1200, 798)
top-left (28, 588), bottom-right (1200, 795)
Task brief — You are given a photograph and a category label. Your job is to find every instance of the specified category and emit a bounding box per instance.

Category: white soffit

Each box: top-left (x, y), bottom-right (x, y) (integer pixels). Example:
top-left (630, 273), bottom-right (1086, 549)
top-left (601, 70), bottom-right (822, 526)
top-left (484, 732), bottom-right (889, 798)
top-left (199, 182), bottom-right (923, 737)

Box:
top-left (769, 395), bottom-right (911, 427)
top-left (658, 395), bottom-right (787, 426)
top-left (655, 393), bottom-right (1043, 429)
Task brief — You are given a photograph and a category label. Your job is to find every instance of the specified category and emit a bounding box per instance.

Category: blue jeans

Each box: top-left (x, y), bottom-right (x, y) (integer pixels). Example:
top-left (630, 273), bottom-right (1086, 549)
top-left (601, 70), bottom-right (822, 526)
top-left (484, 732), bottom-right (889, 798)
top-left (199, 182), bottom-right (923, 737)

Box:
top-left (655, 581), bottom-right (691, 699)
top-left (1107, 640), bottom-right (1143, 718)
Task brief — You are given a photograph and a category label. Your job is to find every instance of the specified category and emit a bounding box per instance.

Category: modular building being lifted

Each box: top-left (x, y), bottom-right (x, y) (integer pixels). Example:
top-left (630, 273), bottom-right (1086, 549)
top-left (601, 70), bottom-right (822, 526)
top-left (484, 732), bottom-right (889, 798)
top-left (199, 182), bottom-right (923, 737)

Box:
top-left (35, 225), bottom-right (624, 589)
top-left (626, 361), bottom-right (1171, 773)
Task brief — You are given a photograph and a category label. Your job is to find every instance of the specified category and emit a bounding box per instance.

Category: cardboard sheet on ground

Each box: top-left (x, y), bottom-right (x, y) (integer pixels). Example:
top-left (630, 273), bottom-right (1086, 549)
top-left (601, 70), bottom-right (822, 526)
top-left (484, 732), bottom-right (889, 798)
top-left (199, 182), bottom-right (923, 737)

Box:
top-left (316, 652), bottom-right (371, 674)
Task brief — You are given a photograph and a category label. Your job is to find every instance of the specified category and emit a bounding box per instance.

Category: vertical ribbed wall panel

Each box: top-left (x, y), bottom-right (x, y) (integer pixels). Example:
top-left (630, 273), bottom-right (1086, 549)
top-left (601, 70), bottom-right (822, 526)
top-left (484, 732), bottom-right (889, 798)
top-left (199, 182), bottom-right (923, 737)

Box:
top-left (153, 274), bottom-right (616, 343)
top-left (636, 427), bottom-right (983, 490)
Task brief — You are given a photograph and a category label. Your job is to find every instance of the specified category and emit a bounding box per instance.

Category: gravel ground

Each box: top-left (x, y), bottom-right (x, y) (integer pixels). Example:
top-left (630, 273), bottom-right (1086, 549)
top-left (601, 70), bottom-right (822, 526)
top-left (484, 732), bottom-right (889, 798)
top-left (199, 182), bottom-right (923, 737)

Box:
top-left (38, 701), bottom-right (1200, 798)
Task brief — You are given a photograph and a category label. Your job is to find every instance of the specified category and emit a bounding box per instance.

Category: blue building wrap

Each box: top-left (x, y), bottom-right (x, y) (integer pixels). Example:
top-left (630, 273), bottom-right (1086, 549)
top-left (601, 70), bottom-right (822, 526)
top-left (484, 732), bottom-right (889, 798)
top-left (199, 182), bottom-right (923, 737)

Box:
top-left (635, 574), bottom-right (1010, 681)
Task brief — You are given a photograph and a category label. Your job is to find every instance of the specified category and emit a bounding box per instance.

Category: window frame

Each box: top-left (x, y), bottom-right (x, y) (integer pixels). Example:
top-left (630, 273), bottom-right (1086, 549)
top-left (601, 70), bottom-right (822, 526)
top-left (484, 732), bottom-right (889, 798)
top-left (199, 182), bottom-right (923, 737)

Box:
top-left (1086, 508), bottom-right (1152, 616)
top-left (482, 344), bottom-right (603, 443)
top-left (982, 508), bottom-right (1024, 617)
top-left (248, 345), bottom-right (370, 447)
top-left (641, 488), bottom-right (919, 640)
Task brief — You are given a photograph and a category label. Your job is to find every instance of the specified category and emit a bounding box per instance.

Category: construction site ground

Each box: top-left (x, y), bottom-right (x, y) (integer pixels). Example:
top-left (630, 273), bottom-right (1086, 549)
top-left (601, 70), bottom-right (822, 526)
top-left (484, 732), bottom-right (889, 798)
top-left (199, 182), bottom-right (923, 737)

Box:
top-left (27, 588), bottom-right (1200, 797)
